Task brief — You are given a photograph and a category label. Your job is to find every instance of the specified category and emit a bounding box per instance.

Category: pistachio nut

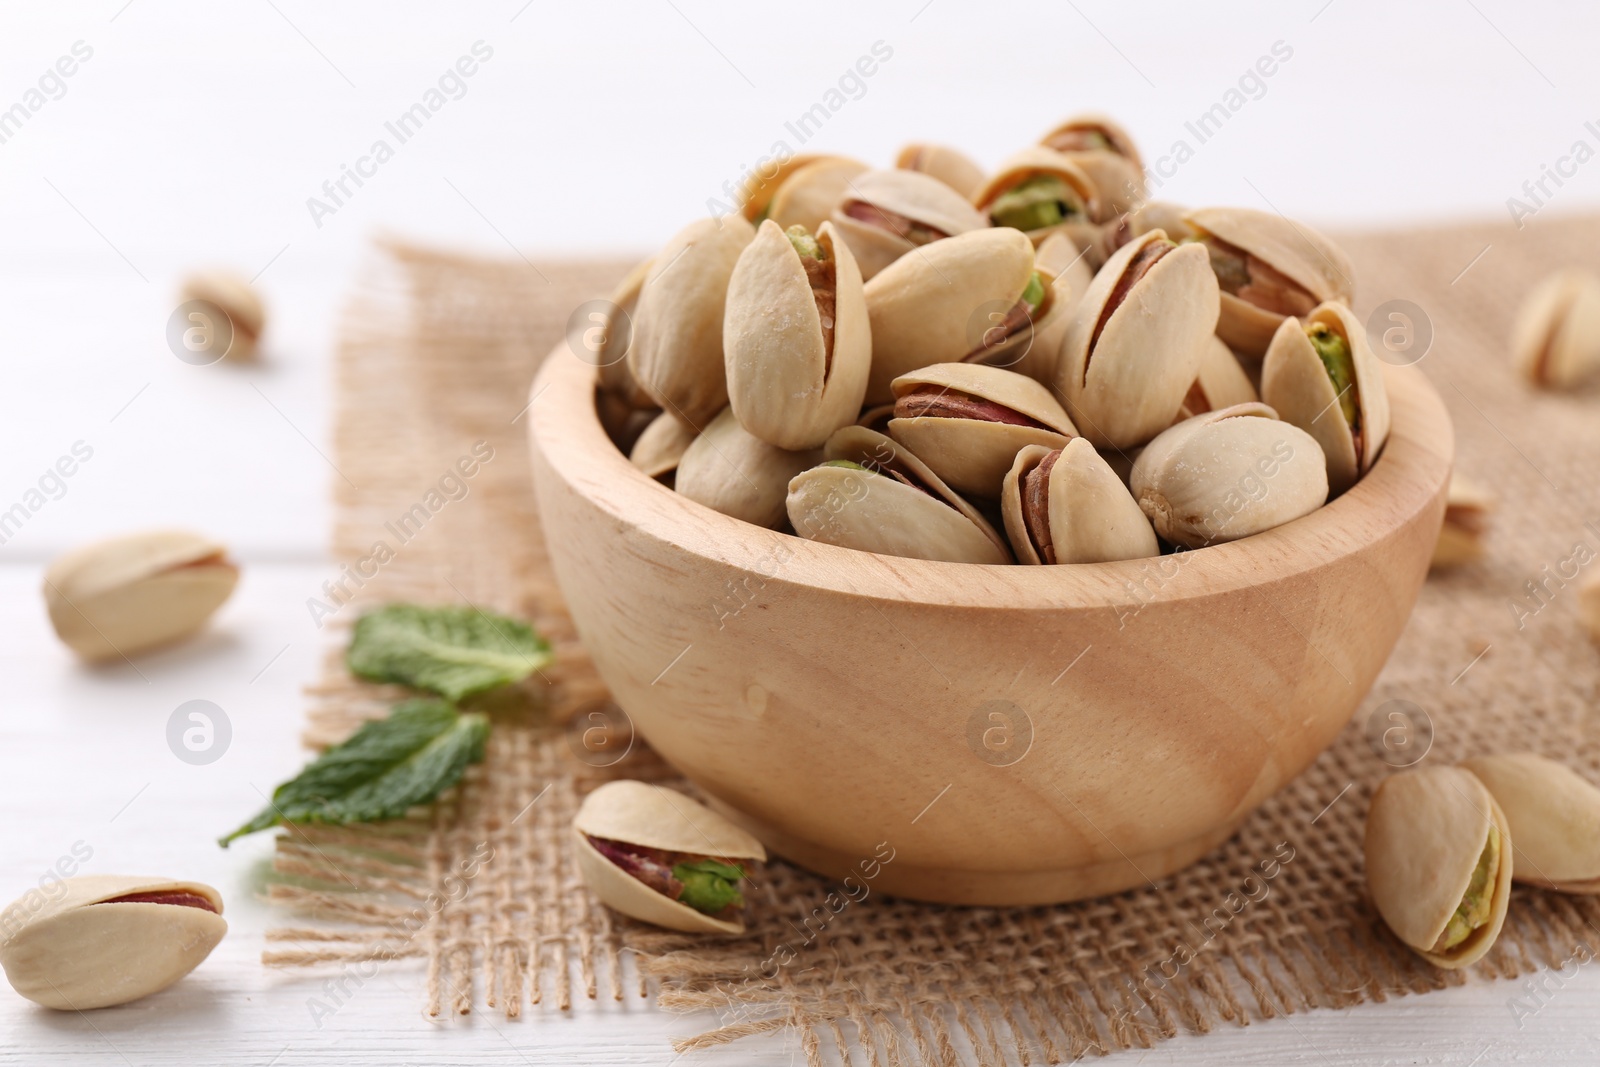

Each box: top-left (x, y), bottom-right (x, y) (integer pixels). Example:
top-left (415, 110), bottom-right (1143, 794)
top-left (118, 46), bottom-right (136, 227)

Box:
top-left (675, 407), bottom-right (818, 528)
top-left (862, 227), bottom-right (1042, 404)
top-left (179, 269), bottom-right (265, 361)
top-left (1460, 754), bottom-right (1600, 894)
top-left (1261, 301), bottom-right (1391, 495)
top-left (739, 154), bottom-right (868, 232)
top-left (1093, 200), bottom-right (1195, 271)
top-left (1581, 570), bottom-right (1600, 642)
top-left (573, 780), bottom-right (766, 935)
top-left (1365, 766), bottom-right (1513, 969)
top-left (630, 215), bottom-right (756, 427)
top-left (1130, 404), bottom-right (1329, 548)
top-left (594, 257), bottom-right (658, 411)
top-left (1177, 336), bottom-right (1260, 421)
top-left (1024, 232), bottom-right (1094, 384)
top-left (1038, 114), bottom-right (1146, 221)
top-left (0, 875), bottom-right (226, 1009)
top-left (1055, 229), bottom-right (1221, 449)
top-left (44, 530), bottom-right (239, 661)
top-left (972, 147), bottom-right (1099, 252)
top-left (1431, 473), bottom-right (1493, 569)
top-left (787, 426), bottom-right (1011, 564)
top-left (1510, 268), bottom-right (1600, 390)
top-left (629, 412), bottom-right (697, 482)
top-left (888, 362), bottom-right (1079, 499)
top-left (895, 142), bottom-right (986, 199)
top-left (724, 220), bottom-right (871, 450)
top-left (829, 168), bottom-right (988, 281)
top-left (1001, 439), bottom-right (1159, 564)
top-left (1183, 206), bottom-right (1355, 358)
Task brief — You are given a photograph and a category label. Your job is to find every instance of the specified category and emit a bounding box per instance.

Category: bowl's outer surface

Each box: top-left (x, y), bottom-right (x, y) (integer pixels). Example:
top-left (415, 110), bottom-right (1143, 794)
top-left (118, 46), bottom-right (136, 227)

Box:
top-left (529, 348), bottom-right (1453, 905)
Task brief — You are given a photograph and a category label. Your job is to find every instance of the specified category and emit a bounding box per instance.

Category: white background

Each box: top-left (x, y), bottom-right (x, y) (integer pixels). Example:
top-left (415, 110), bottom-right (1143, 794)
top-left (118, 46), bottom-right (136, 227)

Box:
top-left (3, 2), bottom-right (1600, 1064)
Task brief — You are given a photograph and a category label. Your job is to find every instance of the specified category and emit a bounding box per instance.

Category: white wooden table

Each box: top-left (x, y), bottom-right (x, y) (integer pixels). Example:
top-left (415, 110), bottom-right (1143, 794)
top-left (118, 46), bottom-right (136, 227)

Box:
top-left (5, 2), bottom-right (1600, 1063)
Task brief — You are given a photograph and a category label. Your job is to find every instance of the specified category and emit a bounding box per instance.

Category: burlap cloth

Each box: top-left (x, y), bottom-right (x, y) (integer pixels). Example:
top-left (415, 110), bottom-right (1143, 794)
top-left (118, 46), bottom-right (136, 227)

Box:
top-left (263, 217), bottom-right (1600, 1063)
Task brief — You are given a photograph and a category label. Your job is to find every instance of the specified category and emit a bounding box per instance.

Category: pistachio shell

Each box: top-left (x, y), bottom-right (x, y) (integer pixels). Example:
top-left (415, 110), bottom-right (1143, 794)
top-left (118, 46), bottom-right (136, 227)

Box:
top-left (724, 220), bottom-right (870, 450)
top-left (829, 169), bottom-right (989, 281)
top-left (1055, 230), bottom-right (1220, 449)
top-left (44, 530), bottom-right (239, 661)
top-left (787, 427), bottom-right (1011, 564)
top-left (972, 147), bottom-right (1100, 245)
top-left (888, 363), bottom-right (1078, 498)
top-left (1130, 404), bottom-right (1329, 548)
top-left (1261, 302), bottom-right (1391, 494)
top-left (675, 408), bottom-right (817, 528)
top-left (0, 875), bottom-right (226, 1009)
top-left (895, 142), bottom-right (986, 199)
top-left (1033, 231), bottom-right (1095, 295)
top-left (1511, 269), bottom-right (1600, 389)
top-left (1459, 754), bottom-right (1600, 893)
top-left (738, 153), bottom-right (864, 226)
top-left (630, 215), bottom-right (756, 427)
top-left (629, 413), bottom-right (697, 480)
top-left (1126, 201), bottom-right (1194, 242)
top-left (764, 157), bottom-right (870, 233)
top-left (863, 227), bottom-right (1036, 404)
top-left (1365, 766), bottom-right (1513, 969)
top-left (1185, 206), bottom-right (1355, 358)
top-left (1581, 570), bottom-right (1600, 643)
top-left (1023, 233), bottom-right (1094, 384)
top-left (1001, 440), bottom-right (1158, 564)
top-left (1432, 473), bottom-right (1493, 569)
top-left (180, 269), bottom-right (265, 360)
top-left (573, 781), bottom-right (765, 935)
top-left (1178, 336), bottom-right (1259, 420)
top-left (1038, 115), bottom-right (1146, 221)
top-left (595, 257), bottom-right (658, 410)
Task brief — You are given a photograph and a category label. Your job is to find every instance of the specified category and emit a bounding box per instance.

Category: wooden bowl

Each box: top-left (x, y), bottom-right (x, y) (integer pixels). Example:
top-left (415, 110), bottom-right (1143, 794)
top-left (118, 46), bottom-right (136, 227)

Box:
top-left (529, 349), bottom-right (1452, 906)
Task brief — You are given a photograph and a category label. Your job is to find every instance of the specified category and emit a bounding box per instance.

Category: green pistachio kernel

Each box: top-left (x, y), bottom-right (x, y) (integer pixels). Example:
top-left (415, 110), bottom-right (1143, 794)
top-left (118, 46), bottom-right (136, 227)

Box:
top-left (989, 175), bottom-right (1075, 232)
top-left (786, 224), bottom-right (824, 260)
top-left (1435, 823), bottom-right (1499, 951)
top-left (1306, 323), bottom-right (1358, 428)
top-left (671, 859), bottom-right (745, 915)
top-left (1020, 271), bottom-right (1046, 315)
top-left (821, 459), bottom-right (869, 471)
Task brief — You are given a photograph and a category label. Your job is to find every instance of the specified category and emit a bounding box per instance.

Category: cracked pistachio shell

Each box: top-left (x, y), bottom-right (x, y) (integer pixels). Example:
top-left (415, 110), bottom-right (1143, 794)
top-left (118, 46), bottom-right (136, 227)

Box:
top-left (863, 227), bottom-right (1036, 404)
top-left (1130, 403), bottom-right (1329, 548)
top-left (630, 216), bottom-right (756, 427)
top-left (829, 169), bottom-right (989, 281)
top-left (1023, 233), bottom-right (1094, 384)
top-left (888, 362), bottom-right (1078, 499)
top-left (574, 781), bottom-right (765, 935)
top-left (1261, 302), bottom-right (1391, 495)
top-left (739, 154), bottom-right (867, 231)
top-left (1365, 766), bottom-right (1513, 969)
top-left (1038, 113), bottom-right (1146, 219)
top-left (725, 220), bottom-right (870, 450)
top-left (964, 262), bottom-right (1072, 383)
top-left (1054, 230), bottom-right (1220, 450)
top-left (1581, 570), bottom-right (1600, 642)
top-left (1178, 336), bottom-right (1259, 421)
top-left (595, 258), bottom-right (658, 411)
top-left (787, 426), bottom-right (1011, 564)
top-left (1432, 473), bottom-right (1493, 569)
top-left (45, 530), bottom-right (238, 661)
top-left (1184, 206), bottom-right (1355, 358)
top-left (1511, 269), bottom-right (1600, 390)
top-left (629, 413), bottom-right (697, 480)
top-left (675, 408), bottom-right (817, 528)
top-left (0, 875), bottom-right (226, 1009)
top-left (972, 147), bottom-right (1100, 250)
top-left (1001, 440), bottom-right (1158, 565)
top-left (1089, 200), bottom-right (1193, 275)
top-left (1460, 754), bottom-right (1600, 893)
top-left (895, 142), bottom-right (987, 199)
top-left (180, 269), bottom-right (265, 360)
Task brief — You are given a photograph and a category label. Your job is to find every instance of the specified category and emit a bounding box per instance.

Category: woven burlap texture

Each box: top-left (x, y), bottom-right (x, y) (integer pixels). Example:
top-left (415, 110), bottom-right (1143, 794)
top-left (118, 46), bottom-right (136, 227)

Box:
top-left (263, 220), bottom-right (1600, 1064)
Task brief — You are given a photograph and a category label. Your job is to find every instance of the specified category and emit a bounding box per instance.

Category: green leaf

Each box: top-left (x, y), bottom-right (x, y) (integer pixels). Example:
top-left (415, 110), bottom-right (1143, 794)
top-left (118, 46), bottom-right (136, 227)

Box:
top-left (218, 699), bottom-right (490, 847)
top-left (346, 604), bottom-right (552, 701)
top-left (672, 859), bottom-right (746, 915)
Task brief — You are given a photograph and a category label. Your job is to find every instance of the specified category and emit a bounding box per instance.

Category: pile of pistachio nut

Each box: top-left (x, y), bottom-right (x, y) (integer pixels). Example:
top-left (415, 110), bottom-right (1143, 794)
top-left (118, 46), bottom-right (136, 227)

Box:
top-left (596, 114), bottom-right (1390, 565)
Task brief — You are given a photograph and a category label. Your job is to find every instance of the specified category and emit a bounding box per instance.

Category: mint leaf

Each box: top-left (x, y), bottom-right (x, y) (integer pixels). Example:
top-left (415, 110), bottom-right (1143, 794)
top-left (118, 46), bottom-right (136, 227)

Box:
top-left (218, 699), bottom-right (489, 846)
top-left (672, 859), bottom-right (746, 915)
top-left (347, 604), bottom-right (552, 701)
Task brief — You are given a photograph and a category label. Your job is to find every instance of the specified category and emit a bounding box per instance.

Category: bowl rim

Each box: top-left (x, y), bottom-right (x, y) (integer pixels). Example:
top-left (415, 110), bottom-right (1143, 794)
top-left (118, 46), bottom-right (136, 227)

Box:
top-left (530, 346), bottom-right (1454, 610)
